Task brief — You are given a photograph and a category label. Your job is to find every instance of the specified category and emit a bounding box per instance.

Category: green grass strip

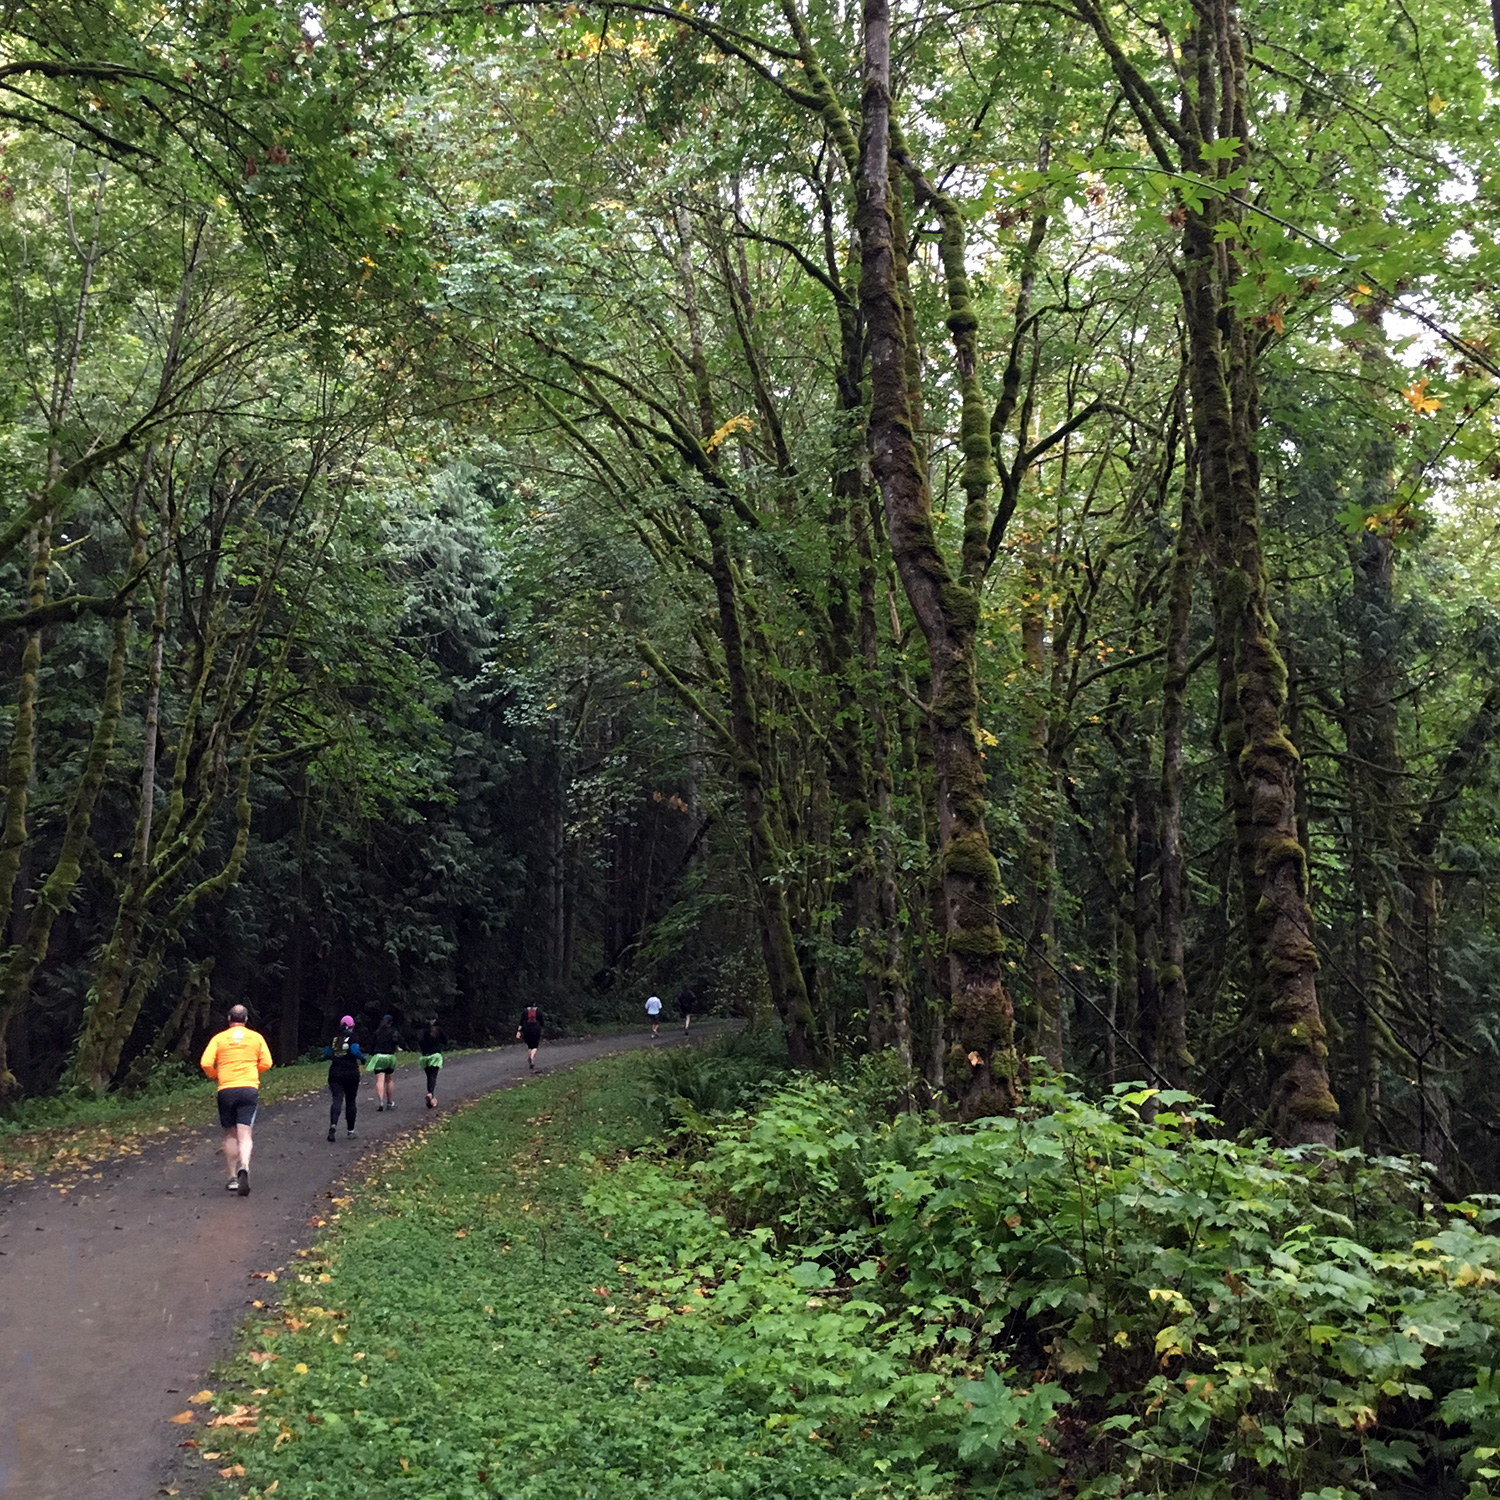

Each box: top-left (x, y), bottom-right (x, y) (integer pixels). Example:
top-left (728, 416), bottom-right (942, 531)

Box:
top-left (199, 1053), bottom-right (922, 1500)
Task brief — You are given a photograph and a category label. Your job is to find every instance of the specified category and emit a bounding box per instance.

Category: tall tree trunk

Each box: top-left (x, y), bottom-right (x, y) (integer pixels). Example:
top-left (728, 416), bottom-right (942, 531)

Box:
top-left (1075, 0), bottom-right (1339, 1141)
top-left (1020, 548), bottom-right (1062, 1069)
top-left (1157, 456), bottom-right (1198, 1088)
top-left (860, 0), bottom-right (1017, 1114)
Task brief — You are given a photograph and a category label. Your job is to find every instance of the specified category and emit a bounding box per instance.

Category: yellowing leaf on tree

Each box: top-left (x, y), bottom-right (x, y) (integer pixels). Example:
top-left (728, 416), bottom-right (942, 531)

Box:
top-left (704, 414), bottom-right (753, 452)
top-left (1403, 378), bottom-right (1443, 414)
top-left (1429, 93), bottom-right (1447, 114)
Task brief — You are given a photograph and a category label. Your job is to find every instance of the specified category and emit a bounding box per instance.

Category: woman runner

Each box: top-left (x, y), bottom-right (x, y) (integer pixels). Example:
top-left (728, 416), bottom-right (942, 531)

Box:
top-left (516, 1003), bottom-right (543, 1070)
top-left (417, 1017), bottom-right (447, 1108)
top-left (323, 1016), bottom-right (366, 1141)
top-left (370, 1013), bottom-right (403, 1110)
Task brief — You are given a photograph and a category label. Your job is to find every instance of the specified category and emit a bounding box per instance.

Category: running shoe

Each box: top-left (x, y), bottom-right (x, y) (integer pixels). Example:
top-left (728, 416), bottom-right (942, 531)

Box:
top-left (426, 1093), bottom-right (434, 1109)
top-left (347, 1128), bottom-right (358, 1138)
top-left (226, 1179), bottom-right (239, 1191)
top-left (237, 1167), bottom-right (250, 1197)
top-left (327, 1126), bottom-right (337, 1142)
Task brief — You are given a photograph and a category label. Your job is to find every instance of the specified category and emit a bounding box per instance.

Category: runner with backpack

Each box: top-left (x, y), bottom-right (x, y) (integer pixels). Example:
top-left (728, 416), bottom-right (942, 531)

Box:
top-left (516, 1003), bottom-right (543, 1070)
top-left (323, 1016), bottom-right (367, 1141)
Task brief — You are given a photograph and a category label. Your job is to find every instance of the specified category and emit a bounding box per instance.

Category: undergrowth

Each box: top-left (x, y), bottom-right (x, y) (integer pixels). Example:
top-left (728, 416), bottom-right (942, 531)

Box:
top-left (197, 1050), bottom-right (928, 1498)
top-left (193, 1054), bottom-right (1500, 1500)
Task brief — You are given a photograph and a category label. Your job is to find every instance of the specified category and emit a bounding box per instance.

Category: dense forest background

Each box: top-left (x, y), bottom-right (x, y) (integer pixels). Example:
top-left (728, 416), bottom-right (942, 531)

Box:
top-left (4, 0), bottom-right (1500, 1183)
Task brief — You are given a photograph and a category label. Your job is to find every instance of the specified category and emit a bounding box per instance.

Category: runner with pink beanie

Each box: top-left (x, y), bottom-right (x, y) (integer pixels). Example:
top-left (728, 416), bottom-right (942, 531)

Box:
top-left (322, 1015), bottom-right (367, 1141)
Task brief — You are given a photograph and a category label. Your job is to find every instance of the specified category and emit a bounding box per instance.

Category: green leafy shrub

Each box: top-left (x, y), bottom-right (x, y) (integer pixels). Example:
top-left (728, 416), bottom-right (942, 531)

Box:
top-left (589, 1076), bottom-right (1500, 1499)
top-left (637, 1024), bottom-right (789, 1131)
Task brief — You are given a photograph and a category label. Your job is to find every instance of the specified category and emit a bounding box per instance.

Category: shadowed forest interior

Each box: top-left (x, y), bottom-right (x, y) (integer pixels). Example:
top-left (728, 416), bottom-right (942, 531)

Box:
top-left (3, 0), bottom-right (1500, 1193)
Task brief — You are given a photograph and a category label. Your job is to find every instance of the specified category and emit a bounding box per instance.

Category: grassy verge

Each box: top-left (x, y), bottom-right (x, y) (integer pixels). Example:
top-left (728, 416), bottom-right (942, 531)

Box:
top-left (0, 1053), bottom-right (428, 1189)
top-left (189, 1051), bottom-right (920, 1500)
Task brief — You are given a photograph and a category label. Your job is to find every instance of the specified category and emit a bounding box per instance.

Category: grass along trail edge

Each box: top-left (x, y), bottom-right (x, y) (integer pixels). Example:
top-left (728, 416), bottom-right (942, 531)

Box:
top-left (181, 1048), bottom-right (921, 1500)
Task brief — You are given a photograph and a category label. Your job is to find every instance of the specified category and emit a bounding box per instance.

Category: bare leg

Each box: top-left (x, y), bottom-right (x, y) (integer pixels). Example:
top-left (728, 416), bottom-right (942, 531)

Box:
top-left (236, 1123), bottom-right (254, 1174)
top-left (221, 1128), bottom-right (239, 1181)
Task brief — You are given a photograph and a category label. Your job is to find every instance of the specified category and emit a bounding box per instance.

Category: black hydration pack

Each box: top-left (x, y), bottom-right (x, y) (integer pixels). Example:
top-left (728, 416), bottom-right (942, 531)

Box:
top-left (331, 1032), bottom-right (352, 1060)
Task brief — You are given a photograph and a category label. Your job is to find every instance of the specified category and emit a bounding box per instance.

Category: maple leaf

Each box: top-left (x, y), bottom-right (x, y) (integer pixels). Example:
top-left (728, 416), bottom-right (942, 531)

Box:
top-left (1403, 378), bottom-right (1443, 415)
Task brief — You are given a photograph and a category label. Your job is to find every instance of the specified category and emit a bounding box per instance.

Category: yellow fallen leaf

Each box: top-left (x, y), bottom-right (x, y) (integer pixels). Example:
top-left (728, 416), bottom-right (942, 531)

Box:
top-left (454, 1229), bottom-right (468, 1239)
top-left (169, 1411), bottom-right (196, 1425)
top-left (218, 1465), bottom-right (246, 1478)
top-left (295, 1362), bottom-right (309, 1374)
top-left (188, 1390), bottom-right (214, 1405)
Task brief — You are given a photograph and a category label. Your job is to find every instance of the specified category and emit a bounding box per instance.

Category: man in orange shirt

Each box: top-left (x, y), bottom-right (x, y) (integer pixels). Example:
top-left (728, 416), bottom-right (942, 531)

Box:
top-left (200, 1004), bottom-right (273, 1196)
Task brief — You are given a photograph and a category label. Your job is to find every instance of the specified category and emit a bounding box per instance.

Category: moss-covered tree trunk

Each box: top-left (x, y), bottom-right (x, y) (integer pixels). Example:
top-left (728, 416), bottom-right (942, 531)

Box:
top-left (859, 0), bottom-right (1017, 1114)
top-left (1077, 0), bottom-right (1336, 1142)
top-left (1157, 463), bottom-right (1199, 1088)
top-left (1020, 549), bottom-right (1063, 1069)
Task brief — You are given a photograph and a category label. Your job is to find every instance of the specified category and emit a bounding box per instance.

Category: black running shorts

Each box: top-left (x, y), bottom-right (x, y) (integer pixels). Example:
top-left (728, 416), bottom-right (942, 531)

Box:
top-left (217, 1086), bottom-right (259, 1129)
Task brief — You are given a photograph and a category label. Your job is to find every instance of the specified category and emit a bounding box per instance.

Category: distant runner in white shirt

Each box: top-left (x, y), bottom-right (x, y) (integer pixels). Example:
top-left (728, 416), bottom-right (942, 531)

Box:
top-left (645, 994), bottom-right (662, 1037)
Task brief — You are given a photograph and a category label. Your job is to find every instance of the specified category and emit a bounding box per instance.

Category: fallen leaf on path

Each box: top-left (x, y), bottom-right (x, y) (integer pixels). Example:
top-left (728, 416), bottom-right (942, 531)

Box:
top-left (251, 1270), bottom-right (278, 1283)
top-left (189, 1389), bottom-right (214, 1404)
top-left (178, 1439), bottom-right (199, 1449)
top-left (168, 1411), bottom-right (196, 1424)
top-left (218, 1465), bottom-right (246, 1478)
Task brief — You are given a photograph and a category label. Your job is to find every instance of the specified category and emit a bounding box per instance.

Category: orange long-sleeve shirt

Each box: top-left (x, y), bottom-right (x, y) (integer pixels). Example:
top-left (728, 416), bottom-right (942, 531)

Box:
top-left (200, 1025), bottom-right (272, 1090)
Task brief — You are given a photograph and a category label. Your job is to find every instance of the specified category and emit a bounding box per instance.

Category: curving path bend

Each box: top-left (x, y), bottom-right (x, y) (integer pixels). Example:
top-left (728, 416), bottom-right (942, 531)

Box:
top-left (0, 1028), bottom-right (697, 1500)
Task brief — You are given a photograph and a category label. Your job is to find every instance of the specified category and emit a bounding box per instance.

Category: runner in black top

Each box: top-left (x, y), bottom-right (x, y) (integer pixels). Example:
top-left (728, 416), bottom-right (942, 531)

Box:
top-left (323, 1017), bottom-right (366, 1141)
top-left (676, 985), bottom-right (697, 1033)
top-left (371, 1014), bottom-right (403, 1111)
top-left (516, 1004), bottom-right (543, 1070)
top-left (417, 1018), bottom-right (447, 1108)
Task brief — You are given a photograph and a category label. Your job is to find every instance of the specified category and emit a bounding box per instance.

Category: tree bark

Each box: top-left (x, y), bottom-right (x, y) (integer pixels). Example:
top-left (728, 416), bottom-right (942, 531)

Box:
top-left (1157, 458), bottom-right (1199, 1087)
top-left (859, 0), bottom-right (1017, 1114)
top-left (1076, 0), bottom-right (1337, 1141)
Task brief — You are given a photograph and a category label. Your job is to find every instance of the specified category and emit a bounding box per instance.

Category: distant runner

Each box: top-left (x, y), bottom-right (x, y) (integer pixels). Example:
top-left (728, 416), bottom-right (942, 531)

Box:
top-left (370, 1013), bottom-right (403, 1111)
top-left (323, 1016), bottom-right (366, 1141)
top-left (676, 984), bottom-right (697, 1033)
top-left (645, 993), bottom-right (662, 1037)
top-left (417, 1017), bottom-right (447, 1108)
top-left (199, 1004), bottom-right (272, 1196)
top-left (516, 1003), bottom-right (543, 1070)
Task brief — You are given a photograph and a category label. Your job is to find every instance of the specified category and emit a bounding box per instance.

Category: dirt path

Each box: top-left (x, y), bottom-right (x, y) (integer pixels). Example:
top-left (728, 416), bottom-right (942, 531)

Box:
top-left (0, 1029), bottom-right (696, 1500)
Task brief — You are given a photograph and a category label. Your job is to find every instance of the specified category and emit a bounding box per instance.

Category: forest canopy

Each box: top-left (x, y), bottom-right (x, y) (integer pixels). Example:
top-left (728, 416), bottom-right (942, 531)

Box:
top-left (3, 0), bottom-right (1500, 1184)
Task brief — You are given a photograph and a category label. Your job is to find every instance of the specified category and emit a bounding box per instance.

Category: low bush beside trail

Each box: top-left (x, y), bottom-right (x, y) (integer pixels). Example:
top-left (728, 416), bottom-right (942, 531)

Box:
top-left (198, 1051), bottom-right (1500, 1499)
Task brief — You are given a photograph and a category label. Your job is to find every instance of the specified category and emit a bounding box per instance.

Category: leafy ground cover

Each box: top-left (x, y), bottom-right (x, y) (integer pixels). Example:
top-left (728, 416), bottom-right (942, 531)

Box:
top-left (188, 1043), bottom-right (1500, 1499)
top-left (191, 1043), bottom-right (937, 1499)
